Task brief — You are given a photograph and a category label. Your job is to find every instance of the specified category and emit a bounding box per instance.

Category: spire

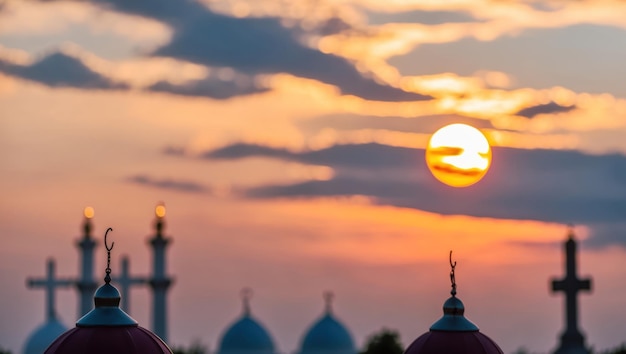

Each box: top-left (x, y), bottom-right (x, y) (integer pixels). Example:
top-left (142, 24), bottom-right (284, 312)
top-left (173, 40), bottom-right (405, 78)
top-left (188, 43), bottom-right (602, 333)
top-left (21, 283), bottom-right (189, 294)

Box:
top-left (241, 287), bottom-right (253, 316)
top-left (77, 228), bottom-right (137, 327)
top-left (449, 250), bottom-right (457, 297)
top-left (323, 291), bottom-right (334, 314)
top-left (429, 251), bottom-right (479, 332)
top-left (104, 228), bottom-right (114, 284)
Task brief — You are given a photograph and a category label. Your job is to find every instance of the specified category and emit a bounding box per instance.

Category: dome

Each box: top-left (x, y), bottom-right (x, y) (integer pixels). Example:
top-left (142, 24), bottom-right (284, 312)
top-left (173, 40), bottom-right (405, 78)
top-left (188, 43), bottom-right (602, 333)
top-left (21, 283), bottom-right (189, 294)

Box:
top-left (45, 229), bottom-right (173, 354)
top-left (404, 252), bottom-right (503, 354)
top-left (23, 317), bottom-right (67, 354)
top-left (218, 289), bottom-right (276, 354)
top-left (44, 281), bottom-right (172, 354)
top-left (404, 296), bottom-right (503, 354)
top-left (299, 293), bottom-right (356, 354)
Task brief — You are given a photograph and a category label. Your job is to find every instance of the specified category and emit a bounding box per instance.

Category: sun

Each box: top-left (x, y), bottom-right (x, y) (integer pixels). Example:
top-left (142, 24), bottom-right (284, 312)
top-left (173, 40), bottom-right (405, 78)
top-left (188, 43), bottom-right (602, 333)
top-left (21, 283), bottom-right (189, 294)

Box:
top-left (425, 123), bottom-right (492, 187)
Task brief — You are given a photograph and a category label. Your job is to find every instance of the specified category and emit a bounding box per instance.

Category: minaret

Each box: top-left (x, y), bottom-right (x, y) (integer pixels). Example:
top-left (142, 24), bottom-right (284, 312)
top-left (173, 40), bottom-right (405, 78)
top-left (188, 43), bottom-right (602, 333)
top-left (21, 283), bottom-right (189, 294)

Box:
top-left (148, 203), bottom-right (173, 342)
top-left (75, 207), bottom-right (98, 317)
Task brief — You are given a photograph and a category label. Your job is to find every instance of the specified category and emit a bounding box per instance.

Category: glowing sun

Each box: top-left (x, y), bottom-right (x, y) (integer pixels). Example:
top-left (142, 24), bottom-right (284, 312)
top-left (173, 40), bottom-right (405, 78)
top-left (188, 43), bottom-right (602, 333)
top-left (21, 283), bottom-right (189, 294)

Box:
top-left (425, 123), bottom-right (492, 187)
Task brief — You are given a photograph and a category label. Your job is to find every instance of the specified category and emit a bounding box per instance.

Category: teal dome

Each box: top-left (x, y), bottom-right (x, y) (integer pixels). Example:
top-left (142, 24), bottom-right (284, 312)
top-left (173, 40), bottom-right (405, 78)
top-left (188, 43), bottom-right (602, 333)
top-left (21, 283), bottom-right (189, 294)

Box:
top-left (23, 318), bottom-right (68, 354)
top-left (218, 315), bottom-right (276, 354)
top-left (299, 293), bottom-right (356, 354)
top-left (218, 289), bottom-right (276, 354)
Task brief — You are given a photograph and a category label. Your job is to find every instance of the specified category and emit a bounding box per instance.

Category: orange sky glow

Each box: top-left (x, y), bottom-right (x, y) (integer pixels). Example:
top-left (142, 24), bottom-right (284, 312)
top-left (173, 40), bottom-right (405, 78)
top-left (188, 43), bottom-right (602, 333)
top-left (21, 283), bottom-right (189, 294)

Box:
top-left (1, 0), bottom-right (626, 353)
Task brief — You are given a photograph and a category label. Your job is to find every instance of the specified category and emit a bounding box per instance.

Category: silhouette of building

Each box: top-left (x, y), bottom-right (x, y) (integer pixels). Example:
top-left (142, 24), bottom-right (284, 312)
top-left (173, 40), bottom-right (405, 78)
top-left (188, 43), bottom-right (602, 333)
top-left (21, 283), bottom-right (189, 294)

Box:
top-left (550, 229), bottom-right (592, 354)
top-left (44, 228), bottom-right (172, 354)
top-left (217, 288), bottom-right (278, 354)
top-left (23, 259), bottom-right (71, 354)
top-left (23, 204), bottom-right (174, 352)
top-left (403, 252), bottom-right (504, 354)
top-left (298, 292), bottom-right (356, 354)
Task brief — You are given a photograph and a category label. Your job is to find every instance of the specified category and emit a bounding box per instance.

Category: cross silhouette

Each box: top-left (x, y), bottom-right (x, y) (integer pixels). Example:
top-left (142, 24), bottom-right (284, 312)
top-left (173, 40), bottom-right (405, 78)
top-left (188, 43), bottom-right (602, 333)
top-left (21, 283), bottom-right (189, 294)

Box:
top-left (113, 256), bottom-right (148, 314)
top-left (551, 230), bottom-right (592, 354)
top-left (27, 258), bottom-right (73, 321)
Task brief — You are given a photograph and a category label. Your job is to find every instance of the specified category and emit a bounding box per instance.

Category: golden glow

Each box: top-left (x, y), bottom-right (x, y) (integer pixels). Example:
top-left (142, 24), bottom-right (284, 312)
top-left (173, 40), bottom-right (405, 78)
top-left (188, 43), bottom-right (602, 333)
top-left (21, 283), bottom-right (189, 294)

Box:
top-left (83, 206), bottom-right (94, 219)
top-left (155, 203), bottom-right (166, 218)
top-left (426, 124), bottom-right (491, 187)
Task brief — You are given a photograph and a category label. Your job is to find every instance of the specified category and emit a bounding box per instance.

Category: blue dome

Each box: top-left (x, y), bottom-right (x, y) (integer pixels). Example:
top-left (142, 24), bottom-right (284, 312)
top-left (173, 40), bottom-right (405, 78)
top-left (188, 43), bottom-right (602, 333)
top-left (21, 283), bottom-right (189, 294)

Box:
top-left (23, 318), bottom-right (68, 354)
top-left (300, 313), bottom-right (356, 354)
top-left (218, 315), bottom-right (276, 354)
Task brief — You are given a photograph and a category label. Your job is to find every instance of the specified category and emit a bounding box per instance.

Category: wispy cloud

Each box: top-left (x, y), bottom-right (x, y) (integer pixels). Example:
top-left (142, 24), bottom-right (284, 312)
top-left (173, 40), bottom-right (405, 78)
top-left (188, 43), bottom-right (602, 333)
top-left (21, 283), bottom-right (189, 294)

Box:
top-left (128, 174), bottom-right (209, 193)
top-left (0, 51), bottom-right (128, 89)
top-left (148, 76), bottom-right (269, 100)
top-left (515, 101), bottom-right (575, 118)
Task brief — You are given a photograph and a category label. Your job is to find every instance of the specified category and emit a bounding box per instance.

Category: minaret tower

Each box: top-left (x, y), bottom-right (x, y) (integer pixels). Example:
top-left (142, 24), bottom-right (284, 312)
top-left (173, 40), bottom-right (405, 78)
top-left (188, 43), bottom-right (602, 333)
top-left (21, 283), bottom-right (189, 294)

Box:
top-left (148, 203), bottom-right (173, 342)
top-left (75, 207), bottom-right (98, 317)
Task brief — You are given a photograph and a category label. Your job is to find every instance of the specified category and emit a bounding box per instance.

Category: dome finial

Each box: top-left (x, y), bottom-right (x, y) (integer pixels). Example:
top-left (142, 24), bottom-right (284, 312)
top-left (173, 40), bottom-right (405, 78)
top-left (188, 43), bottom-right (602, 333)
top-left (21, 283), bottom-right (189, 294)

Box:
top-left (323, 291), bottom-right (334, 314)
top-left (104, 228), bottom-right (114, 284)
top-left (241, 287), bottom-right (253, 316)
top-left (449, 250), bottom-right (457, 297)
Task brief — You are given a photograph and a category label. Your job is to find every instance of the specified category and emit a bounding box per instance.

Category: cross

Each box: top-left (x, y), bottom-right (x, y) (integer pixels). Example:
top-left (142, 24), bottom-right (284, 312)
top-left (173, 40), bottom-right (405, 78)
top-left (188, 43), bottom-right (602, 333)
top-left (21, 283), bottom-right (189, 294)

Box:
top-left (113, 255), bottom-right (148, 314)
top-left (27, 258), bottom-right (73, 321)
top-left (551, 229), bottom-right (592, 353)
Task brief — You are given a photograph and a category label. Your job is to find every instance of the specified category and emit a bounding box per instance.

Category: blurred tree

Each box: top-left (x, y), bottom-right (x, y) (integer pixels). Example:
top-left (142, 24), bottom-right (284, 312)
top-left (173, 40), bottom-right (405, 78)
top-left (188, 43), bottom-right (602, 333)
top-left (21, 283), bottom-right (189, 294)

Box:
top-left (601, 343), bottom-right (626, 354)
top-left (0, 347), bottom-right (11, 354)
top-left (360, 328), bottom-right (404, 354)
top-left (171, 339), bottom-right (207, 354)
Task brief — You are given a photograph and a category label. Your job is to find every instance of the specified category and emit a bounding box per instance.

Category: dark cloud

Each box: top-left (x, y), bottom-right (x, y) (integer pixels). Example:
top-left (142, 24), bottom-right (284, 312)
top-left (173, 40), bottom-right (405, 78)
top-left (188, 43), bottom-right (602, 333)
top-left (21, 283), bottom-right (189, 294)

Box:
top-left (148, 77), bottom-right (269, 100)
top-left (389, 24), bottom-right (626, 97)
top-left (0, 51), bottom-right (128, 89)
top-left (515, 101), bottom-right (575, 118)
top-left (205, 142), bottom-right (417, 170)
top-left (582, 222), bottom-right (626, 249)
top-left (367, 10), bottom-right (479, 26)
top-left (54, 0), bottom-right (430, 102)
top-left (201, 142), bottom-right (626, 247)
top-left (128, 175), bottom-right (209, 193)
top-left (298, 113), bottom-right (493, 135)
top-left (153, 13), bottom-right (429, 102)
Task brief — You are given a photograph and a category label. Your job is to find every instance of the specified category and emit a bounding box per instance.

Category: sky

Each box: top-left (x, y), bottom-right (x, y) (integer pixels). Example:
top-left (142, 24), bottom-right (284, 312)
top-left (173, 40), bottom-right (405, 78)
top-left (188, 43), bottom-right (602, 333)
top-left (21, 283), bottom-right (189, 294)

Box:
top-left (1, 0), bottom-right (626, 353)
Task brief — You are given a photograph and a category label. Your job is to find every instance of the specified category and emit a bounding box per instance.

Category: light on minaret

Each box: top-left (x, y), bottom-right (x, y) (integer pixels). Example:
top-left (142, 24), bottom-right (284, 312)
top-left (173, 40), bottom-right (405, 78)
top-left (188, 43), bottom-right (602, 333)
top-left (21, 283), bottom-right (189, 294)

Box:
top-left (84, 206), bottom-right (94, 219)
top-left (155, 203), bottom-right (166, 218)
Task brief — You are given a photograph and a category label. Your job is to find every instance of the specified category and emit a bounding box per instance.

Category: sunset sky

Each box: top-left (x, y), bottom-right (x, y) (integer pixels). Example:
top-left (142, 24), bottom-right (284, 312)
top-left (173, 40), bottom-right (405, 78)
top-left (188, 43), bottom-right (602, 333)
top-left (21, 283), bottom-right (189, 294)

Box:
top-left (1, 0), bottom-right (626, 353)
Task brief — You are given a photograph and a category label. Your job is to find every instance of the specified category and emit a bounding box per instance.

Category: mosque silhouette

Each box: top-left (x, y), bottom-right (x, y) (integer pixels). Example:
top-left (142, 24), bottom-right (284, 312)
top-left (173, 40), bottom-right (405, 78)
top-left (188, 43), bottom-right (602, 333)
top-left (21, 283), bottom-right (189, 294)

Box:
top-left (23, 205), bottom-right (593, 354)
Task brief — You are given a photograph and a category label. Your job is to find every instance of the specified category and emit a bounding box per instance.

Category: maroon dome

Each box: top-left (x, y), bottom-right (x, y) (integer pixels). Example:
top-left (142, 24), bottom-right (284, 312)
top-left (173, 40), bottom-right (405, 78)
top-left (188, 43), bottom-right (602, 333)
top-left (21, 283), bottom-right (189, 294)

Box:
top-left (403, 296), bottom-right (504, 354)
top-left (405, 330), bottom-right (503, 354)
top-left (44, 281), bottom-right (173, 354)
top-left (45, 326), bottom-right (171, 353)
top-left (405, 253), bottom-right (504, 354)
